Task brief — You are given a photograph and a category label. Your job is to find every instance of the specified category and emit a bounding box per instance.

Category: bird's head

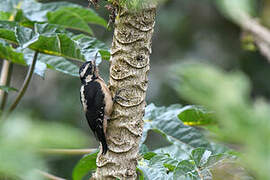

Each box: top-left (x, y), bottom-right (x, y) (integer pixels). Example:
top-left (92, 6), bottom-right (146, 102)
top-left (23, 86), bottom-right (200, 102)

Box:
top-left (79, 61), bottom-right (97, 84)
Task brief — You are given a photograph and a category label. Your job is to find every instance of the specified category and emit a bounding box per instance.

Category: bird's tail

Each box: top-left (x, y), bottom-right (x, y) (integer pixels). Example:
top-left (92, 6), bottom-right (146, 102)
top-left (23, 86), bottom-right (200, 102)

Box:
top-left (97, 128), bottom-right (108, 154)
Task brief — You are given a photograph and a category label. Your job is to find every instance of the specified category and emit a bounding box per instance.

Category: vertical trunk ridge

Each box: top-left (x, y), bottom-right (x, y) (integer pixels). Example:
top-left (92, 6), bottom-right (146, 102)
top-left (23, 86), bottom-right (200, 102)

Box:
top-left (93, 7), bottom-right (156, 180)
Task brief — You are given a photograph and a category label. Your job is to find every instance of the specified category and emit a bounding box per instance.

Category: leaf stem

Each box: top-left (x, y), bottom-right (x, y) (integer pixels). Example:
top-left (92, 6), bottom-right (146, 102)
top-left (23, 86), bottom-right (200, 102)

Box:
top-left (36, 170), bottom-right (66, 180)
top-left (39, 148), bottom-right (96, 155)
top-left (8, 51), bottom-right (39, 113)
top-left (0, 60), bottom-right (12, 111)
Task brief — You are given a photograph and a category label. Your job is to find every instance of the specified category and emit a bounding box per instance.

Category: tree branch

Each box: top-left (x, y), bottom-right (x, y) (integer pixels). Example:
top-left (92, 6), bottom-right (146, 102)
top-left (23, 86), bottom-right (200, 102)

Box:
top-left (8, 51), bottom-right (39, 113)
top-left (239, 13), bottom-right (270, 63)
top-left (93, 6), bottom-right (156, 179)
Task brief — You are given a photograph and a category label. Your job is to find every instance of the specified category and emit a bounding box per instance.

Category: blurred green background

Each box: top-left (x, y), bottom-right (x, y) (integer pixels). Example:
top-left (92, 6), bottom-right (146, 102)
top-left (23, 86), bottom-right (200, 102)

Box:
top-left (1, 0), bottom-right (270, 179)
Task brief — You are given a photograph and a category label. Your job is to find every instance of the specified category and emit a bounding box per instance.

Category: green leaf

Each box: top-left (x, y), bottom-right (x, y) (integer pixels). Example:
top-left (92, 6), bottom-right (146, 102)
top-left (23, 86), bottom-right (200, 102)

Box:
top-left (20, 0), bottom-right (106, 27)
top-left (191, 148), bottom-right (212, 168)
top-left (143, 152), bottom-right (157, 160)
top-left (138, 147), bottom-right (237, 180)
top-left (72, 151), bottom-right (98, 180)
top-left (14, 9), bottom-right (34, 27)
top-left (164, 163), bottom-right (176, 172)
top-left (47, 8), bottom-right (93, 35)
top-left (0, 21), bottom-right (110, 63)
top-left (0, 20), bottom-right (21, 43)
top-left (178, 105), bottom-right (215, 126)
top-left (0, 40), bottom-right (46, 76)
top-left (47, 6), bottom-right (107, 33)
top-left (0, 85), bottom-right (18, 93)
top-left (28, 23), bottom-right (84, 61)
top-left (173, 160), bottom-right (197, 180)
top-left (138, 159), bottom-right (170, 180)
top-left (21, 0), bottom-right (77, 22)
top-left (23, 49), bottom-right (79, 77)
top-left (154, 137), bottom-right (192, 161)
top-left (174, 63), bottom-right (268, 179)
top-left (60, 7), bottom-right (106, 27)
top-left (72, 34), bottom-right (110, 64)
top-left (0, 11), bottom-right (11, 20)
top-left (99, 49), bottom-right (111, 61)
top-left (142, 104), bottom-right (211, 149)
top-left (0, 40), bottom-right (26, 65)
top-left (39, 54), bottom-right (79, 77)
top-left (137, 167), bottom-right (145, 180)
top-left (0, 40), bottom-right (78, 77)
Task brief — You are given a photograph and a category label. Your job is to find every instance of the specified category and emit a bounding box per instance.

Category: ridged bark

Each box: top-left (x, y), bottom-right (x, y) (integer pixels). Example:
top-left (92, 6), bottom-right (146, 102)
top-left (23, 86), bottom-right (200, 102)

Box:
top-left (92, 6), bottom-right (156, 180)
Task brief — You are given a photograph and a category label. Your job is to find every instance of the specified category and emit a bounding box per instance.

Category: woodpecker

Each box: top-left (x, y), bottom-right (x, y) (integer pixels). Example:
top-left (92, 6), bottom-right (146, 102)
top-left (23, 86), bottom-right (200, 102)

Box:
top-left (79, 59), bottom-right (113, 154)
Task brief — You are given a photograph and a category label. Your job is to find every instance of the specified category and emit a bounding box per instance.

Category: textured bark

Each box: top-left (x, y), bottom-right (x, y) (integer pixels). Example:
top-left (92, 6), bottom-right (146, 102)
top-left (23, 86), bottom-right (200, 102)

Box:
top-left (92, 7), bottom-right (156, 180)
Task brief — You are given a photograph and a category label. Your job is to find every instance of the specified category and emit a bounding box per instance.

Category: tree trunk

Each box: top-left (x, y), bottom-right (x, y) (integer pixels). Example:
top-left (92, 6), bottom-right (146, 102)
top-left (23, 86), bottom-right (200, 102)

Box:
top-left (92, 6), bottom-right (156, 180)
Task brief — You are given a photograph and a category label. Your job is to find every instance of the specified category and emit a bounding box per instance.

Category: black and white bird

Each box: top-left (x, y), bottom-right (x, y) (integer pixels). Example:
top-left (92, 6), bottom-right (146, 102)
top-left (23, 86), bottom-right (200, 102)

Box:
top-left (79, 60), bottom-right (113, 154)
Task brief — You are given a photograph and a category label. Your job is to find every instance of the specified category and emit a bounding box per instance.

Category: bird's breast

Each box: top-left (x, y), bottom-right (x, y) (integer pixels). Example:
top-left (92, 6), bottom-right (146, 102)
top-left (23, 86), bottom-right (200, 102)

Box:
top-left (95, 79), bottom-right (113, 116)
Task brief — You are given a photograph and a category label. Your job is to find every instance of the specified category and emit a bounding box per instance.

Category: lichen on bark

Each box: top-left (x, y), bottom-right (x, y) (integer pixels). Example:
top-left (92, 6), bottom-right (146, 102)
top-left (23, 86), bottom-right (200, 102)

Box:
top-left (92, 5), bottom-right (156, 180)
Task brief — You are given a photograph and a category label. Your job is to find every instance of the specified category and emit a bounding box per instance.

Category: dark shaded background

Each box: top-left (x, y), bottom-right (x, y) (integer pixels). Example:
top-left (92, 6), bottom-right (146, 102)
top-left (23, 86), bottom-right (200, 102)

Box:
top-left (2, 0), bottom-right (270, 178)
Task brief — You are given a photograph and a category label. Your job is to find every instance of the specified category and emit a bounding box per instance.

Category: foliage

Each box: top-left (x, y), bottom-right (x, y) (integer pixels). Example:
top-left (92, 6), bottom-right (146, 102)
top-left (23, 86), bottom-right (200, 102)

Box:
top-left (174, 62), bottom-right (270, 179)
top-left (0, 0), bottom-right (109, 78)
top-left (0, 114), bottom-right (89, 180)
top-left (72, 151), bottom-right (98, 180)
top-left (0, 0), bottom-right (109, 179)
top-left (73, 103), bottom-right (240, 179)
top-left (178, 105), bottom-right (215, 126)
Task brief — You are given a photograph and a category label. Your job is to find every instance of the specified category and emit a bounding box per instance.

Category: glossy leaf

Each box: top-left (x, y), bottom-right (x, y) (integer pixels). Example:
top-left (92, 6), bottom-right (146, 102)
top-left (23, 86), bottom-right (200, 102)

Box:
top-left (142, 104), bottom-right (211, 149)
top-left (22, 49), bottom-right (79, 77)
top-left (0, 20), bottom-right (21, 43)
top-left (173, 160), bottom-right (197, 180)
top-left (0, 40), bottom-right (26, 65)
top-left (39, 54), bottom-right (79, 77)
top-left (0, 21), bottom-right (110, 63)
top-left (72, 34), bottom-right (110, 63)
top-left (138, 147), bottom-right (235, 180)
top-left (62, 7), bottom-right (107, 27)
top-left (0, 40), bottom-right (78, 77)
top-left (191, 148), bottom-right (212, 168)
top-left (153, 136), bottom-right (192, 161)
top-left (47, 6), bottom-right (107, 34)
top-left (138, 159), bottom-right (170, 180)
top-left (178, 105), bottom-right (215, 126)
top-left (47, 8), bottom-right (94, 35)
top-left (174, 63), bottom-right (268, 179)
top-left (72, 151), bottom-right (98, 180)
top-left (20, 0), bottom-right (77, 22)
top-left (143, 152), bottom-right (157, 160)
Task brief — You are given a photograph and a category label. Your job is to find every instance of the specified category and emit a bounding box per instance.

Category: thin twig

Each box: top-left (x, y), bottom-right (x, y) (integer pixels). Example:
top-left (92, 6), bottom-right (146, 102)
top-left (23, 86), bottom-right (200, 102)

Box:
top-left (239, 14), bottom-right (270, 45)
top-left (39, 148), bottom-right (96, 155)
top-left (8, 51), bottom-right (39, 113)
top-left (238, 13), bottom-right (270, 62)
top-left (36, 170), bottom-right (66, 180)
top-left (0, 60), bottom-right (12, 111)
